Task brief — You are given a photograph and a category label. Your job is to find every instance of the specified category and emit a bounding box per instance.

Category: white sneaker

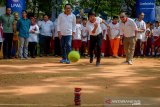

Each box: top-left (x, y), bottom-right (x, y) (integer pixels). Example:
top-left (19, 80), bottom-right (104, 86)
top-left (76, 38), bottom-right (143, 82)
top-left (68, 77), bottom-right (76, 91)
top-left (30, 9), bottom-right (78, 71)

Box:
top-left (128, 61), bottom-right (133, 65)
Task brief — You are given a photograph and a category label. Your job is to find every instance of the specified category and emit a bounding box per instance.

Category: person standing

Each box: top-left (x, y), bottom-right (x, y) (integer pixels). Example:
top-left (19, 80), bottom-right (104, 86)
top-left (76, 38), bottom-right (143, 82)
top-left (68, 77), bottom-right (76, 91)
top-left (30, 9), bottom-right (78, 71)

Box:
top-left (0, 23), bottom-right (3, 52)
top-left (12, 12), bottom-right (19, 58)
top-left (40, 14), bottom-right (53, 56)
top-left (28, 17), bottom-right (39, 58)
top-left (0, 8), bottom-right (14, 59)
top-left (86, 11), bottom-right (107, 66)
top-left (108, 16), bottom-right (120, 58)
top-left (135, 12), bottom-right (146, 57)
top-left (119, 12), bottom-right (138, 65)
top-left (57, 4), bottom-right (76, 64)
top-left (17, 10), bottom-right (30, 59)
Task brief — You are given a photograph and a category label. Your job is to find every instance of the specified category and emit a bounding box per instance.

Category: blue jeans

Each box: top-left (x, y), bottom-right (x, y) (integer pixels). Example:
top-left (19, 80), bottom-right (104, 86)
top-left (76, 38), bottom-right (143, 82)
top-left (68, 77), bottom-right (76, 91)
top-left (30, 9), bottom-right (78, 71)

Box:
top-left (61, 35), bottom-right (72, 60)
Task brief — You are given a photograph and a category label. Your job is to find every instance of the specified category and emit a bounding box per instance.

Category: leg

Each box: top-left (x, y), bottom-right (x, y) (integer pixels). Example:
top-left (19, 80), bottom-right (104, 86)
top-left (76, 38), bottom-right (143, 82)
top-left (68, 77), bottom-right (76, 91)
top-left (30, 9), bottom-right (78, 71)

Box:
top-left (97, 33), bottom-right (103, 63)
top-left (39, 34), bottom-right (44, 56)
top-left (3, 33), bottom-right (8, 59)
top-left (110, 39), bottom-right (114, 56)
top-left (128, 36), bottom-right (136, 62)
top-left (65, 35), bottom-right (72, 60)
top-left (19, 37), bottom-right (25, 58)
top-left (113, 38), bottom-right (120, 56)
top-left (90, 36), bottom-right (96, 62)
top-left (32, 42), bottom-right (37, 57)
top-left (46, 36), bottom-right (51, 55)
top-left (61, 36), bottom-right (67, 60)
top-left (24, 38), bottom-right (29, 58)
top-left (123, 37), bottom-right (129, 61)
top-left (8, 33), bottom-right (13, 58)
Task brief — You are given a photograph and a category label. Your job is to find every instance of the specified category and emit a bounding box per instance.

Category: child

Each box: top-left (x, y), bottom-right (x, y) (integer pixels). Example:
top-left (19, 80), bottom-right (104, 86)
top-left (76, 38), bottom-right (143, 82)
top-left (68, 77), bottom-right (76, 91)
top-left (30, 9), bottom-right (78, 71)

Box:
top-left (81, 18), bottom-right (88, 57)
top-left (152, 21), bottom-right (160, 57)
top-left (0, 23), bottom-right (3, 52)
top-left (28, 17), bottom-right (39, 58)
top-left (108, 16), bottom-right (120, 58)
top-left (73, 16), bottom-right (82, 52)
top-left (146, 22), bottom-right (152, 56)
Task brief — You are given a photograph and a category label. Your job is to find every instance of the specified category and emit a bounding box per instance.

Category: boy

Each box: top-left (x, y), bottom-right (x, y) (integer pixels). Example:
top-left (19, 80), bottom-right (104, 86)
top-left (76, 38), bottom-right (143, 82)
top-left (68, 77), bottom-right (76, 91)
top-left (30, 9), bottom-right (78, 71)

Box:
top-left (28, 17), bottom-right (39, 58)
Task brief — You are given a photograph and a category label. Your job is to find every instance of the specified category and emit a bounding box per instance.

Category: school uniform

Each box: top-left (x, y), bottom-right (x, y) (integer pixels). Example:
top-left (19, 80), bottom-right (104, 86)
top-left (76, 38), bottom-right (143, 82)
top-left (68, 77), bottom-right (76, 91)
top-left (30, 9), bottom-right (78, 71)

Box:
top-left (73, 24), bottom-right (82, 50)
top-left (86, 17), bottom-right (103, 65)
top-left (108, 22), bottom-right (120, 57)
top-left (28, 24), bottom-right (39, 58)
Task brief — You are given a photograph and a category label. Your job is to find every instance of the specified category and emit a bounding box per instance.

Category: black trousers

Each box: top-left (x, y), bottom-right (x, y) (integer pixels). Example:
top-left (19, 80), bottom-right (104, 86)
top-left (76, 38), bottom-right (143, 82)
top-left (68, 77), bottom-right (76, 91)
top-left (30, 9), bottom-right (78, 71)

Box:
top-left (54, 37), bottom-right (61, 56)
top-left (3, 33), bottom-right (13, 58)
top-left (39, 34), bottom-right (44, 55)
top-left (135, 39), bottom-right (142, 56)
top-left (28, 42), bottom-right (37, 57)
top-left (0, 42), bottom-right (2, 51)
top-left (90, 33), bottom-right (103, 63)
top-left (44, 36), bottom-right (51, 55)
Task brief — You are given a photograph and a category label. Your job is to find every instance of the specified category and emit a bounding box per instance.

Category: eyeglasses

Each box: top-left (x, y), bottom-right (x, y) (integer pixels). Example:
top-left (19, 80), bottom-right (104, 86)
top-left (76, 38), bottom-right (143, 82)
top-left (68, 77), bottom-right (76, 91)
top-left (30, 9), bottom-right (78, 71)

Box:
top-left (120, 16), bottom-right (125, 18)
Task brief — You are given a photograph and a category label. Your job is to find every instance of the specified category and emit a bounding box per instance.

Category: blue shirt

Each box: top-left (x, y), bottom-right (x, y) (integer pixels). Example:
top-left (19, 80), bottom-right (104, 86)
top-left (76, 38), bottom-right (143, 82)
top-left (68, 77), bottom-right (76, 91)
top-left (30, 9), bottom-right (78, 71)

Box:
top-left (17, 18), bottom-right (30, 38)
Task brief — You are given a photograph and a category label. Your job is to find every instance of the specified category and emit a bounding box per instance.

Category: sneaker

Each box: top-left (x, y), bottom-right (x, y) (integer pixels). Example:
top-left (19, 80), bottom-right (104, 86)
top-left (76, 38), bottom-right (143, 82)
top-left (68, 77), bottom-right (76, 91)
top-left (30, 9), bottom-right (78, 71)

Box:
top-left (96, 62), bottom-right (100, 66)
top-left (128, 60), bottom-right (133, 65)
top-left (60, 59), bottom-right (67, 63)
top-left (122, 61), bottom-right (128, 64)
top-left (66, 60), bottom-right (70, 64)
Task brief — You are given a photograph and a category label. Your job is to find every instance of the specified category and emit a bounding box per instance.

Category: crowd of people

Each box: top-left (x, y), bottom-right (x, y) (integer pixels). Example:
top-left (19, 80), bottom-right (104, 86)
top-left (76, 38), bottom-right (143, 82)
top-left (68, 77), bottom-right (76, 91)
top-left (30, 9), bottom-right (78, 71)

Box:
top-left (0, 4), bottom-right (160, 66)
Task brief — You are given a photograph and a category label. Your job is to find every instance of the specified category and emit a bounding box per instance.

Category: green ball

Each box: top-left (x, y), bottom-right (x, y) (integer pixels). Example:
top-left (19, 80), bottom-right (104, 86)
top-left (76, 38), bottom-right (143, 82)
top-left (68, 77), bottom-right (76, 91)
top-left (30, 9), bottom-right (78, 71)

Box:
top-left (68, 51), bottom-right (80, 62)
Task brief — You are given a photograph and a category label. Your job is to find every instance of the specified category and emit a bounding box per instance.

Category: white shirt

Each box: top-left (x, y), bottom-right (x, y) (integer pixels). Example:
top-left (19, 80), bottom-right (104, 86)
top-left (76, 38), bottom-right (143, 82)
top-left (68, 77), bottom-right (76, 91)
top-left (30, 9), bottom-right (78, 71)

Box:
top-left (81, 25), bottom-right (88, 42)
top-left (120, 18), bottom-right (138, 37)
top-left (29, 24), bottom-right (39, 42)
top-left (135, 20), bottom-right (146, 39)
top-left (100, 23), bottom-right (107, 40)
top-left (108, 22), bottom-right (120, 39)
top-left (53, 19), bottom-right (58, 37)
top-left (74, 24), bottom-right (82, 40)
top-left (40, 20), bottom-right (53, 36)
top-left (86, 17), bottom-right (103, 36)
top-left (57, 13), bottom-right (76, 36)
top-left (152, 27), bottom-right (160, 37)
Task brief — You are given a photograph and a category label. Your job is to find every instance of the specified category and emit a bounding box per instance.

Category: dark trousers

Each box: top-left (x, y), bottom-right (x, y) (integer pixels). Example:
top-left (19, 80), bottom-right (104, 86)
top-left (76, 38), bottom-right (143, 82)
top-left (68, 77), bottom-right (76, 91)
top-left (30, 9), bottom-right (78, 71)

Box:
top-left (54, 37), bottom-right (61, 56)
top-left (81, 41), bottom-right (87, 56)
top-left (44, 36), bottom-right (51, 55)
top-left (135, 39), bottom-right (142, 56)
top-left (3, 33), bottom-right (13, 58)
top-left (90, 33), bottom-right (103, 63)
top-left (0, 42), bottom-right (2, 51)
top-left (39, 34), bottom-right (44, 55)
top-left (29, 42), bottom-right (37, 57)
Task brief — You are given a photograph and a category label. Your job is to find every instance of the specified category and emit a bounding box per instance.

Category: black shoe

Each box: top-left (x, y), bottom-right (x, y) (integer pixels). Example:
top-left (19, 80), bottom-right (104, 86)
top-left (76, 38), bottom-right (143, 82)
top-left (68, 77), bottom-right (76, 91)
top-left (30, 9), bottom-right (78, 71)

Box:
top-left (96, 62), bottom-right (100, 66)
top-left (90, 58), bottom-right (93, 63)
top-left (3, 56), bottom-right (8, 59)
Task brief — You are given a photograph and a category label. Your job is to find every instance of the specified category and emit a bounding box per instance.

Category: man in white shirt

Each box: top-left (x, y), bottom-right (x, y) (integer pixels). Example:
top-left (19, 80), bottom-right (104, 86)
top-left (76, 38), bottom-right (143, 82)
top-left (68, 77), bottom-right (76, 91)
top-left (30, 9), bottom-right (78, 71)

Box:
top-left (57, 4), bottom-right (76, 64)
top-left (135, 12), bottom-right (146, 57)
top-left (86, 11), bottom-right (107, 66)
top-left (39, 14), bottom-right (53, 56)
top-left (120, 12), bottom-right (138, 65)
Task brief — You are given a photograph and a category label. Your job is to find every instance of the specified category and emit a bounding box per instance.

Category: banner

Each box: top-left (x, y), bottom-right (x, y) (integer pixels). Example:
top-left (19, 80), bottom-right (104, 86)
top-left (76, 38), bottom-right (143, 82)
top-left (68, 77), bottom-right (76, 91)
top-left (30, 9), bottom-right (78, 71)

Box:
top-left (136, 0), bottom-right (156, 22)
top-left (6, 0), bottom-right (26, 17)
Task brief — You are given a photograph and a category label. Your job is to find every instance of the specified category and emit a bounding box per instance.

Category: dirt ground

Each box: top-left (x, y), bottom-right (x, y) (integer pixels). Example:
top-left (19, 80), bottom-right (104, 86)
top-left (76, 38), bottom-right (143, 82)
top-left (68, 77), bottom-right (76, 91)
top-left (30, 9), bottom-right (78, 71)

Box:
top-left (0, 57), bottom-right (160, 107)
